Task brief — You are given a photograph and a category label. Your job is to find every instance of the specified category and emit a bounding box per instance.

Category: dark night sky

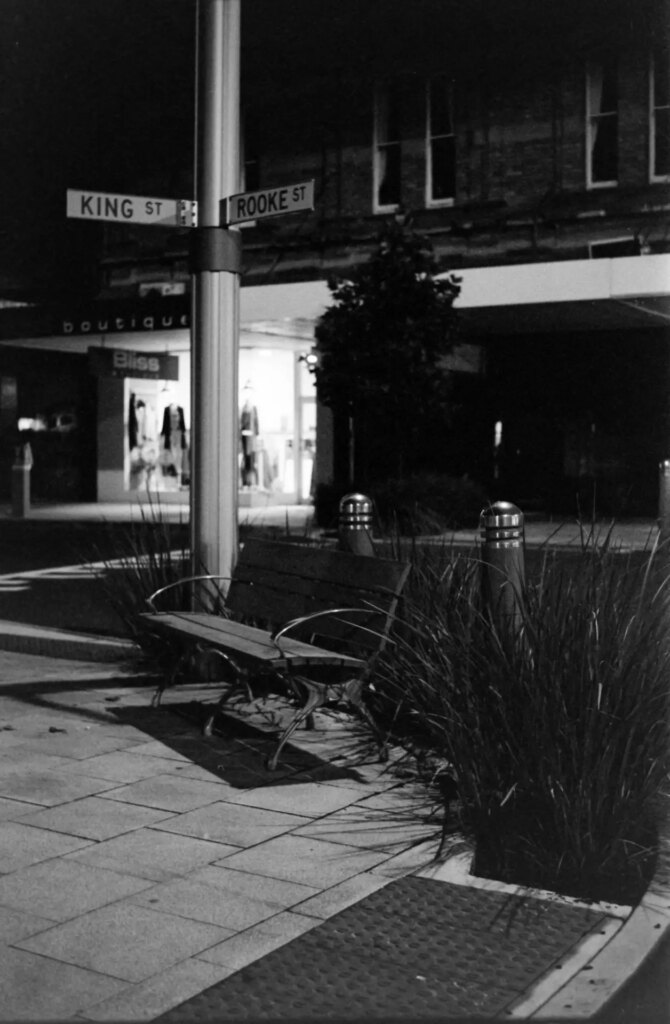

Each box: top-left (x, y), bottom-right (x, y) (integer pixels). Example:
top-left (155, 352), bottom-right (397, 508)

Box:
top-left (0, 0), bottom-right (197, 301)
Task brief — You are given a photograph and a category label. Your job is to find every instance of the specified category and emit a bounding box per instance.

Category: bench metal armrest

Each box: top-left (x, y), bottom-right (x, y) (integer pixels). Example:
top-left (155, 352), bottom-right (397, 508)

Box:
top-left (145, 575), bottom-right (234, 612)
top-left (271, 606), bottom-right (387, 654)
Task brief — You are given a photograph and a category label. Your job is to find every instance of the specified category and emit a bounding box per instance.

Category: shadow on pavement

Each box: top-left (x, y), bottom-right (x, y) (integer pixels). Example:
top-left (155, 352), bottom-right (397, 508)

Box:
top-left (109, 699), bottom-right (374, 790)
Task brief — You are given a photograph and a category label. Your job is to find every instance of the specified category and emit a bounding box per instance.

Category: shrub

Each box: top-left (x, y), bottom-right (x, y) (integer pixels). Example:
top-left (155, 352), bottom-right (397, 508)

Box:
top-left (371, 473), bottom-right (487, 534)
top-left (315, 474), bottom-right (487, 534)
top-left (372, 533), bottom-right (670, 904)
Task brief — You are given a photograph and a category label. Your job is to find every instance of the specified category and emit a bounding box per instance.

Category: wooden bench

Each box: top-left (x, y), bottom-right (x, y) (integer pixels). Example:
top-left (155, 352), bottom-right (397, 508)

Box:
top-left (140, 538), bottom-right (410, 770)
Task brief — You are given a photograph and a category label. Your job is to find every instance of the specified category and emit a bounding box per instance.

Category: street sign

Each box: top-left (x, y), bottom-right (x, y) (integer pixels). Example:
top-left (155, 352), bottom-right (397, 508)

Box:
top-left (66, 189), bottom-right (197, 227)
top-left (222, 180), bottom-right (314, 226)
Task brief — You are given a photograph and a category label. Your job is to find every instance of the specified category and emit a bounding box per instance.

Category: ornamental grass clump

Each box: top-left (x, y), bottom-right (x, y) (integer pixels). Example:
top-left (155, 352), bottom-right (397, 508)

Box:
top-left (373, 535), bottom-right (670, 904)
top-left (88, 499), bottom-right (191, 669)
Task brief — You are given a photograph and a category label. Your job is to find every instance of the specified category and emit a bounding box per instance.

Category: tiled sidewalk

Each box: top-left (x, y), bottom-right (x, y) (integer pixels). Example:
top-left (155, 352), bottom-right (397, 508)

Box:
top-left (0, 663), bottom-right (442, 1021)
top-left (0, 650), bottom-right (666, 1022)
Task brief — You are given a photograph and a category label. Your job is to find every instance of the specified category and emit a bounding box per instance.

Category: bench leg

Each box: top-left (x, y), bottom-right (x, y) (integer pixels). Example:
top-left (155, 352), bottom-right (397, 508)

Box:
top-left (266, 680), bottom-right (326, 771)
top-left (151, 648), bottom-right (190, 709)
top-left (202, 650), bottom-right (249, 737)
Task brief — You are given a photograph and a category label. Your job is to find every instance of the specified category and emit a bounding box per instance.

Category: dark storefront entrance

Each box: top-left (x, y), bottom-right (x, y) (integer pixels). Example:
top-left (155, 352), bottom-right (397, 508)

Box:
top-left (484, 330), bottom-right (668, 517)
top-left (0, 347), bottom-right (96, 502)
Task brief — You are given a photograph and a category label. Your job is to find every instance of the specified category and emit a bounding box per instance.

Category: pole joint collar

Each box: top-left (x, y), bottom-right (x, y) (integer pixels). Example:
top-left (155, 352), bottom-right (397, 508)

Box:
top-left (189, 227), bottom-right (242, 274)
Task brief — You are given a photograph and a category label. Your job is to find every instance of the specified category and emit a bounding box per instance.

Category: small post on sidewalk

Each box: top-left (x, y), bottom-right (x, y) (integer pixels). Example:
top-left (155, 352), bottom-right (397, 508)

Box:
top-left (338, 493), bottom-right (375, 556)
top-left (480, 500), bottom-right (525, 634)
top-left (658, 460), bottom-right (670, 547)
top-left (11, 443), bottom-right (32, 518)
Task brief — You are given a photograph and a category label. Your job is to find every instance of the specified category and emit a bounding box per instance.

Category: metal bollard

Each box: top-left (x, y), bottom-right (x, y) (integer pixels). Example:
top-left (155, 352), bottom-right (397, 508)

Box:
top-left (658, 460), bottom-right (670, 543)
top-left (338, 492), bottom-right (376, 557)
top-left (12, 442), bottom-right (33, 518)
top-left (480, 501), bottom-right (525, 634)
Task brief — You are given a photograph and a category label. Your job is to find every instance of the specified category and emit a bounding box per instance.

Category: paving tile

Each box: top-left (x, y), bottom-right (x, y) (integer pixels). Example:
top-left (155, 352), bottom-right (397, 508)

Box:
top-left (292, 802), bottom-right (436, 852)
top-left (0, 858), bottom-right (153, 921)
top-left (0, 946), bottom-right (127, 1021)
top-left (0, 796), bottom-right (41, 821)
top-left (370, 837), bottom-right (439, 878)
top-left (213, 834), bottom-right (390, 888)
top-left (0, 769), bottom-right (118, 807)
top-left (171, 762), bottom-right (230, 783)
top-left (99, 774), bottom-right (233, 812)
top-left (227, 780), bottom-right (366, 817)
top-left (16, 902), bottom-right (231, 983)
top-left (12, 731), bottom-right (139, 760)
top-left (122, 740), bottom-right (194, 761)
top-left (128, 876), bottom-right (278, 930)
top-left (65, 826), bottom-right (237, 881)
top-left (188, 864), bottom-right (319, 908)
top-left (197, 909), bottom-right (319, 970)
top-left (152, 800), bottom-right (311, 847)
top-left (0, 822), bottom-right (90, 873)
top-left (79, 957), bottom-right (237, 1021)
top-left (0, 750), bottom-right (73, 773)
top-left (60, 750), bottom-right (195, 783)
top-left (18, 795), bottom-right (173, 841)
top-left (0, 904), bottom-right (54, 942)
top-left (295, 765), bottom-right (398, 791)
top-left (293, 872), bottom-right (391, 919)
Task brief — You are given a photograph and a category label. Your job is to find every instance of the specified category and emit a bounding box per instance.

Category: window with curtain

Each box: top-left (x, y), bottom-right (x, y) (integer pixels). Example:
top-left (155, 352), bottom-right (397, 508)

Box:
top-left (651, 49), bottom-right (670, 180)
top-left (374, 80), bottom-right (401, 210)
top-left (427, 76), bottom-right (455, 204)
top-left (586, 59), bottom-right (618, 187)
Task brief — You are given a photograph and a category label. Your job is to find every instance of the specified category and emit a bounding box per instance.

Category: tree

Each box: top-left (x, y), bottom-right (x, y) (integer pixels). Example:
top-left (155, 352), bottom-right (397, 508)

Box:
top-left (312, 221), bottom-right (461, 486)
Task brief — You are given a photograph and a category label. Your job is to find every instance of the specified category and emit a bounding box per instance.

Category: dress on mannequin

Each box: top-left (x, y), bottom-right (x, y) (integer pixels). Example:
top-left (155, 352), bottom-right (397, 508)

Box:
top-left (160, 401), bottom-right (188, 486)
top-left (240, 395), bottom-right (259, 487)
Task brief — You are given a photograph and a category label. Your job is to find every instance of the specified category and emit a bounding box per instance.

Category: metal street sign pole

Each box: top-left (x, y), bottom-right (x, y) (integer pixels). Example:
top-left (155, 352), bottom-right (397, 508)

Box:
top-left (190, 0), bottom-right (241, 582)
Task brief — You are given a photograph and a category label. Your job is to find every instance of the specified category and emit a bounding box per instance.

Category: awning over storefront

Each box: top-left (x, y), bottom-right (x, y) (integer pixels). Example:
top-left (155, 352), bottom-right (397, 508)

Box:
top-left (1, 254), bottom-right (668, 353)
top-left (238, 254), bottom-right (670, 338)
top-left (451, 253), bottom-right (670, 335)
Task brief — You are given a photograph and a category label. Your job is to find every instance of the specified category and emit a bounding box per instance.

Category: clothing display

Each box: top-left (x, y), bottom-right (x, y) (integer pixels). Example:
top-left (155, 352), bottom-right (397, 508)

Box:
top-left (240, 397), bottom-right (259, 486)
top-left (160, 403), bottom-right (188, 483)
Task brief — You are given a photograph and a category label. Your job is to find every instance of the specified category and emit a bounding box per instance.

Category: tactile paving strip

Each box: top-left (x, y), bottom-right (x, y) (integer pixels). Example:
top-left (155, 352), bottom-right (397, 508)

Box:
top-left (157, 876), bottom-right (606, 1021)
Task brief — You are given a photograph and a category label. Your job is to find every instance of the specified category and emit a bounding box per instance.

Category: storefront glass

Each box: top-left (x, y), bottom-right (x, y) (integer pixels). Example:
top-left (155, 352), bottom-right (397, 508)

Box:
top-left (126, 374), bottom-right (191, 493)
top-left (239, 346), bottom-right (295, 499)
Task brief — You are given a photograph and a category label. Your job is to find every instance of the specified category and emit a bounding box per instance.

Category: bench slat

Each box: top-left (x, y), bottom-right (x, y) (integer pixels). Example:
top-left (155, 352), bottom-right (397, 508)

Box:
top-left (141, 612), bottom-right (367, 669)
top-left (238, 539), bottom-right (409, 593)
top-left (228, 539), bottom-right (409, 634)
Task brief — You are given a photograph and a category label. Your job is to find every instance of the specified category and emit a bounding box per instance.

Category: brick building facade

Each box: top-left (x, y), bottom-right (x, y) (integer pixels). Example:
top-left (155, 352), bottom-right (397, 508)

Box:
top-left (2, 0), bottom-right (669, 511)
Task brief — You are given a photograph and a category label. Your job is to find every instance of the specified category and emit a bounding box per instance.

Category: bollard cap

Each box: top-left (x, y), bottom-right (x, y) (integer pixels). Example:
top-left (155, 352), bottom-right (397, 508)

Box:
top-left (480, 501), bottom-right (524, 545)
top-left (339, 492), bottom-right (373, 529)
top-left (660, 460), bottom-right (670, 477)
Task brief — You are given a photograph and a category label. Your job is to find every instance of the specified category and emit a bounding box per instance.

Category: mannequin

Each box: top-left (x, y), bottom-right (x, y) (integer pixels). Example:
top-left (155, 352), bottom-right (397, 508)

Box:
top-left (129, 392), bottom-right (157, 491)
top-left (239, 385), bottom-right (259, 487)
top-left (160, 392), bottom-right (188, 487)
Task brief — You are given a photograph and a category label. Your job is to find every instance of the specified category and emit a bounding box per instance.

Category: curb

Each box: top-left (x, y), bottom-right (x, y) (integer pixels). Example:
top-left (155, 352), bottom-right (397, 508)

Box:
top-left (0, 619), bottom-right (138, 663)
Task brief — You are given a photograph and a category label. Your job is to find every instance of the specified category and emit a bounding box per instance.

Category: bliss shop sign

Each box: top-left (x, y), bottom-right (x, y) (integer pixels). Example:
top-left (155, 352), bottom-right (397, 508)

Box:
top-left (88, 347), bottom-right (179, 380)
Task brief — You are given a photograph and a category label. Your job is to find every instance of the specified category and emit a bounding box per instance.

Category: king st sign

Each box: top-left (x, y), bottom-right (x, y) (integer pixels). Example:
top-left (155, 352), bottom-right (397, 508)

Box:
top-left (66, 189), bottom-right (197, 227)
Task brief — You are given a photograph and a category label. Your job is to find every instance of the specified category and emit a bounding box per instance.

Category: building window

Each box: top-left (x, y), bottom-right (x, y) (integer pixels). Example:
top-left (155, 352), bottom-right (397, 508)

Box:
top-left (426, 76), bottom-right (455, 205)
top-left (586, 59), bottom-right (618, 187)
top-left (651, 49), bottom-right (670, 180)
top-left (374, 80), bottom-right (401, 210)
